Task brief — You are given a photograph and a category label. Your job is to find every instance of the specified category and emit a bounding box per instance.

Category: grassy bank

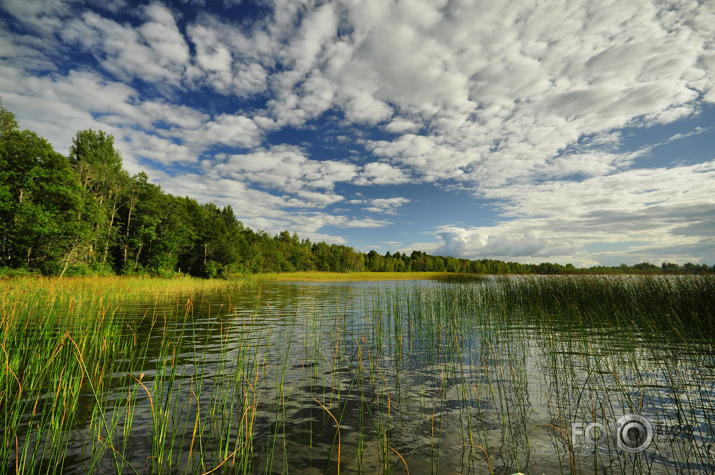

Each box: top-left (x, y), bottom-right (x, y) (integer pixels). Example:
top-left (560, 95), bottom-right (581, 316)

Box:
top-left (0, 274), bottom-right (243, 296)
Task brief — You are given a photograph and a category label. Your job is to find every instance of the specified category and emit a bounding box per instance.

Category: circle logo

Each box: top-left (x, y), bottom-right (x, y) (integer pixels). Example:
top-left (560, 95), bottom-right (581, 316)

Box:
top-left (615, 414), bottom-right (653, 454)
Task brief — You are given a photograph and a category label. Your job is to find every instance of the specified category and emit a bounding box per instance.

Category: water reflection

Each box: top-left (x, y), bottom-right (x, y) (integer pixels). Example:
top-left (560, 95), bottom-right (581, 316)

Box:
top-left (11, 278), bottom-right (714, 474)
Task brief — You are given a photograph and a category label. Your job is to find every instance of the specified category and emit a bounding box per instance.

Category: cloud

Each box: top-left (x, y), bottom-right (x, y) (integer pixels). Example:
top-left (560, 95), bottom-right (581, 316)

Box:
top-left (316, 0), bottom-right (715, 191)
top-left (366, 134), bottom-right (468, 181)
top-left (0, 63), bottom-right (259, 168)
top-left (290, 190), bottom-right (345, 208)
top-left (2, 0), bottom-right (715, 262)
top-left (281, 2), bottom-right (338, 85)
top-left (124, 130), bottom-right (197, 165)
top-left (154, 170), bottom-right (388, 242)
top-left (333, 216), bottom-right (391, 228)
top-left (188, 21), bottom-right (266, 95)
top-left (348, 196), bottom-right (410, 214)
top-left (61, 7), bottom-right (190, 88)
top-left (8, 0), bottom-right (714, 179)
top-left (211, 145), bottom-right (357, 204)
top-left (428, 160), bottom-right (715, 263)
top-left (354, 162), bottom-right (410, 185)
top-left (136, 100), bottom-right (209, 130)
top-left (342, 91), bottom-right (393, 124)
top-left (436, 227), bottom-right (577, 260)
top-left (384, 118), bottom-right (420, 134)
top-left (179, 113), bottom-right (262, 149)
top-left (0, 26), bottom-right (58, 71)
top-left (0, 66), bottom-right (139, 153)
top-left (140, 3), bottom-right (191, 65)
top-left (0, 0), bottom-right (70, 35)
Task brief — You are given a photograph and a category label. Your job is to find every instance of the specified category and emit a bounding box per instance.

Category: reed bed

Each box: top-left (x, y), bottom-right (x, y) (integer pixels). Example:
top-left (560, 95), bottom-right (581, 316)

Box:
top-left (1, 275), bottom-right (712, 474)
top-left (1, 276), bottom-right (250, 474)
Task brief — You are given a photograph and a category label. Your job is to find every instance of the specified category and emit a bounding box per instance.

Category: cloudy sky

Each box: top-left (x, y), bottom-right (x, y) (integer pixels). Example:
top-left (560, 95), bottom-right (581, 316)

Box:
top-left (1, 0), bottom-right (714, 266)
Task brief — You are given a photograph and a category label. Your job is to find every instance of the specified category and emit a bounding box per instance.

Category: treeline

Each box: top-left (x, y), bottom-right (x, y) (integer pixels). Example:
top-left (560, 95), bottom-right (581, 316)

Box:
top-left (361, 252), bottom-right (714, 275)
top-left (1, 102), bottom-right (713, 277)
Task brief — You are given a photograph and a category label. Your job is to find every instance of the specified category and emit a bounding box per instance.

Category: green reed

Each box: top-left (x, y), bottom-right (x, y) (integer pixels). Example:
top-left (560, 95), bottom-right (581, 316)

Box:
top-left (502, 275), bottom-right (715, 474)
top-left (1, 277), bottom-right (255, 474)
top-left (1, 275), bottom-right (712, 474)
top-left (346, 275), bottom-right (713, 473)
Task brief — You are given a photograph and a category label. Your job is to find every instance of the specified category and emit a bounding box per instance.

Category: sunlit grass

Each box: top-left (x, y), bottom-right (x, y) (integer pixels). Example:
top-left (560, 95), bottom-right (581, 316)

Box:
top-left (1, 274), bottom-right (241, 297)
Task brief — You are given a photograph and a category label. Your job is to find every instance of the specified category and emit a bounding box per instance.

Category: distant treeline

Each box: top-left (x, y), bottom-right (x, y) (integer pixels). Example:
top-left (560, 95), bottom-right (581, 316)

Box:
top-left (1, 102), bottom-right (713, 277)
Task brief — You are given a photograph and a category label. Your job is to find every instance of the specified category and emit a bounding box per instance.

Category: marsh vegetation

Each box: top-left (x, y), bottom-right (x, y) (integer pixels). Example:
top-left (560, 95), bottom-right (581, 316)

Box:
top-left (1, 275), bottom-right (713, 473)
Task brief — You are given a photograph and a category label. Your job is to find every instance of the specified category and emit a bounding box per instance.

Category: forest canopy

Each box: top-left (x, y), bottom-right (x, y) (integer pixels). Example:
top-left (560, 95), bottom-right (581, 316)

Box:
top-left (1, 101), bottom-right (712, 277)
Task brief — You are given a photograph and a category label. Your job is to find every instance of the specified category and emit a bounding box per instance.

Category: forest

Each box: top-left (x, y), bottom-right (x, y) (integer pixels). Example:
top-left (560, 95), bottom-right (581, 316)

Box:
top-left (1, 101), bottom-right (713, 278)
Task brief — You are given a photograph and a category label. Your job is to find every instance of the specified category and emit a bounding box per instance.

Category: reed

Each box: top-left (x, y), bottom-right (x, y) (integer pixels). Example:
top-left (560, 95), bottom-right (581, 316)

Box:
top-left (1, 274), bottom-right (712, 474)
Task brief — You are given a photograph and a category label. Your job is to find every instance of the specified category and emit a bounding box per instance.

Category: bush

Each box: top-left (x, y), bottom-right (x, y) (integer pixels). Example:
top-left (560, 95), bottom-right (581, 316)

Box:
top-left (0, 266), bottom-right (38, 278)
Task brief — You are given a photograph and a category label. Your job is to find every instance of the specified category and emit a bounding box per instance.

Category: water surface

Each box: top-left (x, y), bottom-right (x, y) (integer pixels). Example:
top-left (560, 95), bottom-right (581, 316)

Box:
top-left (12, 277), bottom-right (715, 473)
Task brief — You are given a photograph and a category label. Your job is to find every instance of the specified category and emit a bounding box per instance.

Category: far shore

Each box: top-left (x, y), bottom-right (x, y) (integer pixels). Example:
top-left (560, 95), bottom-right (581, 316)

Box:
top-left (249, 271), bottom-right (468, 282)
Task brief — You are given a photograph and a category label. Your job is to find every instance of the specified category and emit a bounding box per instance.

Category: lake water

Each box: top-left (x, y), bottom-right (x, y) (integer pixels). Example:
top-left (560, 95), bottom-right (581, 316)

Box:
top-left (12, 277), bottom-right (715, 474)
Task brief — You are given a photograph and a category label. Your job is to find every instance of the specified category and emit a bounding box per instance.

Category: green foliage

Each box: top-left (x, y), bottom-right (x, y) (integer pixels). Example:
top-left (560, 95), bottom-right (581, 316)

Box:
top-left (0, 99), bottom-right (19, 137)
top-left (0, 129), bottom-right (89, 273)
top-left (0, 266), bottom-right (38, 277)
top-left (67, 129), bottom-right (131, 271)
top-left (0, 100), bottom-right (712, 277)
top-left (68, 129), bottom-right (124, 187)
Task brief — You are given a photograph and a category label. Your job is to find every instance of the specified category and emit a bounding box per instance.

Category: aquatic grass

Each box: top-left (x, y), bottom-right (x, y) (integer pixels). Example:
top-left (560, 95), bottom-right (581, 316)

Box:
top-left (0, 276), bottom-right (248, 474)
top-left (1, 274), bottom-right (712, 473)
top-left (512, 276), bottom-right (715, 474)
top-left (312, 395), bottom-right (341, 474)
top-left (384, 275), bottom-right (711, 473)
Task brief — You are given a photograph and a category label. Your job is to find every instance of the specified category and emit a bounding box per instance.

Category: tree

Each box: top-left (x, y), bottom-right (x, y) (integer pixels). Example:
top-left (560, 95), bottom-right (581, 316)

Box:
top-left (203, 204), bottom-right (243, 276)
top-left (0, 99), bottom-right (19, 137)
top-left (68, 130), bottom-right (123, 189)
top-left (142, 194), bottom-right (195, 275)
top-left (68, 130), bottom-right (129, 269)
top-left (0, 130), bottom-right (88, 273)
top-left (117, 172), bottom-right (162, 273)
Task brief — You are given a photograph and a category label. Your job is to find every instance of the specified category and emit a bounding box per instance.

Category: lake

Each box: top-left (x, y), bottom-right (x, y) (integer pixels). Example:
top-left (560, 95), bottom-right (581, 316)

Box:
top-left (4, 276), bottom-right (714, 474)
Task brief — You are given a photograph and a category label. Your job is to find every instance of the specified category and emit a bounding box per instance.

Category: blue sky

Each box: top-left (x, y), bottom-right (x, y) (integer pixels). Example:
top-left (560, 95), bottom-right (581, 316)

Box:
top-left (1, 0), bottom-right (713, 267)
